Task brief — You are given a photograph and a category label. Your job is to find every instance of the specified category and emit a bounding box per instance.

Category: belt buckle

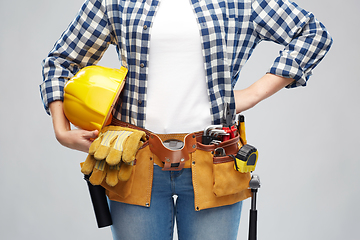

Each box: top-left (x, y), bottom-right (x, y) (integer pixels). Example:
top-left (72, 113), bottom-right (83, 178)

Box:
top-left (162, 139), bottom-right (184, 170)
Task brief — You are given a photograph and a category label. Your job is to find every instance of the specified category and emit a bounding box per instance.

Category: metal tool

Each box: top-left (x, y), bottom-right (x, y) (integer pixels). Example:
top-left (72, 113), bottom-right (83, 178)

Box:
top-left (214, 147), bottom-right (226, 157)
top-left (208, 129), bottom-right (229, 137)
top-left (248, 174), bottom-right (261, 240)
top-left (222, 102), bottom-right (237, 141)
top-left (202, 125), bottom-right (223, 145)
top-left (204, 125), bottom-right (223, 136)
top-left (209, 140), bottom-right (222, 145)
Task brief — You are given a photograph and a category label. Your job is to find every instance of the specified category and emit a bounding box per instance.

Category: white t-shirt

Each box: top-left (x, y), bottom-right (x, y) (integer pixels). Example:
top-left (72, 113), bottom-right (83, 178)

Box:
top-left (145, 0), bottom-right (211, 134)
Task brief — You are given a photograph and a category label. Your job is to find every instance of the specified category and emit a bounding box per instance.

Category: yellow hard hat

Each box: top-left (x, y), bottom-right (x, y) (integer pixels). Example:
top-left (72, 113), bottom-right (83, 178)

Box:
top-left (63, 65), bottom-right (128, 131)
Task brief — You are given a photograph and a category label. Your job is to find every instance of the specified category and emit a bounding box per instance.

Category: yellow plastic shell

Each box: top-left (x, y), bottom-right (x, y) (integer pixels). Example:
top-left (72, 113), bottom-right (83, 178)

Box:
top-left (233, 150), bottom-right (258, 173)
top-left (63, 66), bottom-right (128, 131)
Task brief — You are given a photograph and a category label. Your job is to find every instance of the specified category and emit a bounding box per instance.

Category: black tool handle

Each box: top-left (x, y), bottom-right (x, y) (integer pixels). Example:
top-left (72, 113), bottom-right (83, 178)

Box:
top-left (84, 174), bottom-right (113, 228)
top-left (248, 209), bottom-right (257, 240)
top-left (202, 135), bottom-right (214, 145)
top-left (249, 188), bottom-right (258, 240)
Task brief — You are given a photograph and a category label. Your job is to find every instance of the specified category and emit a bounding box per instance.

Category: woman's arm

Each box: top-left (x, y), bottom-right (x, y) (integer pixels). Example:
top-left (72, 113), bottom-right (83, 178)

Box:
top-left (49, 100), bottom-right (98, 153)
top-left (250, 0), bottom-right (332, 88)
top-left (41, 0), bottom-right (113, 115)
top-left (234, 73), bottom-right (294, 114)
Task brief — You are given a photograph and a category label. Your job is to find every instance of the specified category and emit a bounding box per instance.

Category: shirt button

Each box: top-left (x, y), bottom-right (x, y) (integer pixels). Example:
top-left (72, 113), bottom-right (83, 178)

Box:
top-left (138, 100), bottom-right (143, 105)
top-left (143, 25), bottom-right (148, 30)
top-left (140, 63), bottom-right (145, 68)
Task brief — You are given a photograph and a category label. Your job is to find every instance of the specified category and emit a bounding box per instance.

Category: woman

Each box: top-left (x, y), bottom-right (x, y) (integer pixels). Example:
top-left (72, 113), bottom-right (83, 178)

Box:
top-left (41, 0), bottom-right (332, 239)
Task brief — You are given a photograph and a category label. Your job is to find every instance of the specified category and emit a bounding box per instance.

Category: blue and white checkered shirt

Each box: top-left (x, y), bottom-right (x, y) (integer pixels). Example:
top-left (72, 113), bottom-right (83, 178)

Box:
top-left (40, 0), bottom-right (332, 128)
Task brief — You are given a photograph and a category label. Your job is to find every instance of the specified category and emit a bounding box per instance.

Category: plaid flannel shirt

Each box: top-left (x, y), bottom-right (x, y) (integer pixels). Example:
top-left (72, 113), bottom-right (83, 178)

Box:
top-left (40, 0), bottom-right (332, 128)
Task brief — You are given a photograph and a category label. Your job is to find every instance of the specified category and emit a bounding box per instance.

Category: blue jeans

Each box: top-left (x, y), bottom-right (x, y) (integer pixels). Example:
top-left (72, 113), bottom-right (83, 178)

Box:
top-left (109, 165), bottom-right (243, 240)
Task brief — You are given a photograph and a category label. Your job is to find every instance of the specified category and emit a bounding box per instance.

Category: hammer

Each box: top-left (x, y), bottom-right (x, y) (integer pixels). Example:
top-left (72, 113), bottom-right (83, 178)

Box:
top-left (248, 174), bottom-right (261, 240)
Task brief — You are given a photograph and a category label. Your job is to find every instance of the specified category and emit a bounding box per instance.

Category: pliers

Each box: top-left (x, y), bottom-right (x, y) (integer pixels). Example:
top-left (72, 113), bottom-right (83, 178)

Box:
top-left (222, 102), bottom-right (237, 141)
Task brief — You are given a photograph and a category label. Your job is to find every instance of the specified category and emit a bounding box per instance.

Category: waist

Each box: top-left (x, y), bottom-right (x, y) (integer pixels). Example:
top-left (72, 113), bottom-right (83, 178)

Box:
top-left (111, 118), bottom-right (240, 170)
top-left (112, 118), bottom-right (202, 169)
top-left (111, 118), bottom-right (203, 142)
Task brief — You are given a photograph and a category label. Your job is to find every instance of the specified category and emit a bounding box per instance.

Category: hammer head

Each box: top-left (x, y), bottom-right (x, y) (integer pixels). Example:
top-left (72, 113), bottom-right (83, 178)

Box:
top-left (249, 174), bottom-right (261, 189)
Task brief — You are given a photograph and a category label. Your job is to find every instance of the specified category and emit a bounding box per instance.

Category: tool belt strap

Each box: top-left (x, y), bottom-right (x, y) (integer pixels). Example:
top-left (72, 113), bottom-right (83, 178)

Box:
top-left (111, 118), bottom-right (240, 170)
top-left (196, 135), bottom-right (240, 154)
top-left (111, 118), bottom-right (201, 170)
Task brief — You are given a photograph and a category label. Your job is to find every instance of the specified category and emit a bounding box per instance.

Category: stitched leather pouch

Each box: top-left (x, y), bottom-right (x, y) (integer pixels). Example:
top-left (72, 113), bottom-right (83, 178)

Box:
top-left (212, 156), bottom-right (250, 197)
top-left (100, 119), bottom-right (153, 207)
top-left (197, 136), bottom-right (251, 197)
top-left (191, 148), bottom-right (251, 211)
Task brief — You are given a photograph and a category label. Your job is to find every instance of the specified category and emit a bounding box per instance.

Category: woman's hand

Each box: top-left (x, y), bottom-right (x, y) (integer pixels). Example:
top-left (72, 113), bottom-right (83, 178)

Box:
top-left (54, 127), bottom-right (99, 153)
top-left (49, 100), bottom-right (99, 153)
top-left (234, 73), bottom-right (294, 113)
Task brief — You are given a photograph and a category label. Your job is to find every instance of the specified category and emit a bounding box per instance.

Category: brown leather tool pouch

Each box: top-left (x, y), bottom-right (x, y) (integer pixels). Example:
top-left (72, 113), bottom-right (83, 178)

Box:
top-left (102, 145), bottom-right (154, 207)
top-left (193, 136), bottom-right (251, 210)
top-left (212, 155), bottom-right (250, 197)
top-left (98, 119), bottom-right (154, 207)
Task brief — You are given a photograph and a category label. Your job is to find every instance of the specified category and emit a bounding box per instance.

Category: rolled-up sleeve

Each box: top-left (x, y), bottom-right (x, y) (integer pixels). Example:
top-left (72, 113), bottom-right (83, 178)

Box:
top-left (40, 0), bottom-right (114, 114)
top-left (251, 0), bottom-right (333, 87)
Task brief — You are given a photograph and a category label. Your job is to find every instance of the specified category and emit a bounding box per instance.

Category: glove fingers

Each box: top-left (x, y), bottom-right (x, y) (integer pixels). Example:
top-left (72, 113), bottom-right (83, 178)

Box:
top-left (94, 145), bottom-right (111, 160)
top-left (132, 128), bottom-right (147, 141)
top-left (122, 131), bottom-right (146, 163)
top-left (106, 164), bottom-right (120, 187)
top-left (106, 148), bottom-right (123, 165)
top-left (89, 134), bottom-right (103, 155)
top-left (118, 162), bottom-right (134, 181)
top-left (89, 160), bottom-right (107, 185)
top-left (81, 154), bottom-right (97, 175)
top-left (105, 131), bottom-right (131, 164)
top-left (84, 126), bottom-right (146, 186)
top-left (89, 169), bottom-right (106, 185)
top-left (94, 130), bottom-right (119, 160)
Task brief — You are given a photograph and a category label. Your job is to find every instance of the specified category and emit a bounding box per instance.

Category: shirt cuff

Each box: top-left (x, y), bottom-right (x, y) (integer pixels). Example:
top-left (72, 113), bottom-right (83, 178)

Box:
top-left (39, 79), bottom-right (65, 115)
top-left (268, 54), bottom-right (312, 88)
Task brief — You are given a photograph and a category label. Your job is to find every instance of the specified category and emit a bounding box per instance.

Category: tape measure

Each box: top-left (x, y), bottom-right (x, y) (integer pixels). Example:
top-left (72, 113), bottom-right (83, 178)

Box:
top-left (232, 144), bottom-right (258, 173)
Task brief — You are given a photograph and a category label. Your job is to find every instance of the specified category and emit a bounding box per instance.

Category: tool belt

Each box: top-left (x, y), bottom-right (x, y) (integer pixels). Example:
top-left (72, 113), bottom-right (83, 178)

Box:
top-left (111, 118), bottom-right (241, 170)
top-left (101, 118), bottom-right (251, 211)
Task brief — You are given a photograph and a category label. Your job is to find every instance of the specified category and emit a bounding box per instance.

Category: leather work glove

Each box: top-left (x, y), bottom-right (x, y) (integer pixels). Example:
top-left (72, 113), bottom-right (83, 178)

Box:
top-left (81, 126), bottom-right (146, 186)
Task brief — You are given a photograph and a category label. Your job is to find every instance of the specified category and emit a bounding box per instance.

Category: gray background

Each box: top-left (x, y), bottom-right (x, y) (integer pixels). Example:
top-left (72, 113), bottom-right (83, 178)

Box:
top-left (0, 0), bottom-right (359, 239)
